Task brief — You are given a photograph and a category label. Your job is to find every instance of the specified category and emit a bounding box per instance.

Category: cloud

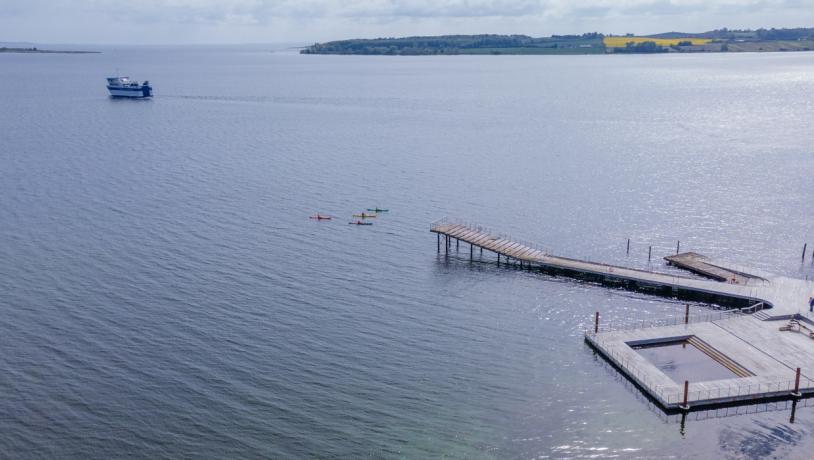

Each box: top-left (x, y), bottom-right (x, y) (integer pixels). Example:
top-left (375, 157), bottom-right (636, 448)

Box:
top-left (1, 0), bottom-right (814, 44)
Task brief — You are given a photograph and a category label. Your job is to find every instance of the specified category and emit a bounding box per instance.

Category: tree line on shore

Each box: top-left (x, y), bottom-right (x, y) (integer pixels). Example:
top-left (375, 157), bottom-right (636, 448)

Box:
top-left (301, 28), bottom-right (814, 55)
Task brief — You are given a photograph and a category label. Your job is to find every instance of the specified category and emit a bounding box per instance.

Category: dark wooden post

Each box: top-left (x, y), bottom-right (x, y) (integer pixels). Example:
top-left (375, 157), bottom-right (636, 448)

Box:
top-left (445, 236), bottom-right (448, 255)
top-left (803, 244), bottom-right (808, 261)
top-left (470, 244), bottom-right (473, 260)
top-left (594, 311), bottom-right (599, 334)
top-left (684, 304), bottom-right (690, 325)
top-left (793, 367), bottom-right (802, 396)
top-left (497, 253), bottom-right (500, 265)
top-left (790, 399), bottom-right (798, 424)
top-left (676, 240), bottom-right (680, 254)
top-left (626, 238), bottom-right (630, 255)
top-left (682, 380), bottom-right (689, 408)
top-left (437, 233), bottom-right (440, 253)
top-left (648, 246), bottom-right (652, 262)
top-left (456, 239), bottom-right (459, 251)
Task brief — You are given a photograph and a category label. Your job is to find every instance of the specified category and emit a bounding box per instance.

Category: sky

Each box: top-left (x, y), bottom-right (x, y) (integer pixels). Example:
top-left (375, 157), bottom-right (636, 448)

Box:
top-left (3, 0), bottom-right (814, 45)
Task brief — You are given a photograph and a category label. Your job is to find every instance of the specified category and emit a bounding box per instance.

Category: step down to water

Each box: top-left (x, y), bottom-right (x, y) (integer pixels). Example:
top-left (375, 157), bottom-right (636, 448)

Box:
top-left (752, 311), bottom-right (772, 321)
top-left (686, 336), bottom-right (754, 378)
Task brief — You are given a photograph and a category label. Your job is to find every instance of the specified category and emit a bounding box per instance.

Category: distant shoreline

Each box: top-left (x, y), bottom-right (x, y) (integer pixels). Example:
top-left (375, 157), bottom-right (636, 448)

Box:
top-left (301, 28), bottom-right (814, 55)
top-left (0, 47), bottom-right (100, 54)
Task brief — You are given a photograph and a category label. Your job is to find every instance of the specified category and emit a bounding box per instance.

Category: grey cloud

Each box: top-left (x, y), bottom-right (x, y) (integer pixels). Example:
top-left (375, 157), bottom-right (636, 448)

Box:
top-left (2, 0), bottom-right (814, 44)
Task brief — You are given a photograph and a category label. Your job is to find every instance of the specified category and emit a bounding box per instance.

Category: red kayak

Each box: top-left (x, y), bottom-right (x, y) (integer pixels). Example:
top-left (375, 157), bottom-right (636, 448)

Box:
top-left (309, 214), bottom-right (333, 220)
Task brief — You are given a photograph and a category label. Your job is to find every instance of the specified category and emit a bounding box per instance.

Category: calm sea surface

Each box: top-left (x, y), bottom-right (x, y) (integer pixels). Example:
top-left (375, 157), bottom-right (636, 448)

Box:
top-left (2, 46), bottom-right (814, 459)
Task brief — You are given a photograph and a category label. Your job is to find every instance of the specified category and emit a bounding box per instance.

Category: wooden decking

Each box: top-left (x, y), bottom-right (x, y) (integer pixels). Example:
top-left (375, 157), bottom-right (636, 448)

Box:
top-left (432, 217), bottom-right (814, 410)
top-left (432, 219), bottom-right (766, 310)
top-left (665, 252), bottom-right (765, 283)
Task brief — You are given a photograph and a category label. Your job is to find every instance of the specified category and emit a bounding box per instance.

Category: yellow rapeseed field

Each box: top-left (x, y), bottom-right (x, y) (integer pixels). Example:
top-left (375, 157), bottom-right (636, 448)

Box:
top-left (603, 37), bottom-right (712, 48)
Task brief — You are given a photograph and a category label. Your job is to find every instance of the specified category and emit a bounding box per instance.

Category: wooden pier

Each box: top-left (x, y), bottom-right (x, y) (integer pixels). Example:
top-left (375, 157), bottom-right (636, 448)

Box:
top-left (664, 252), bottom-right (764, 284)
top-left (431, 218), bottom-right (774, 310)
top-left (431, 217), bottom-right (814, 410)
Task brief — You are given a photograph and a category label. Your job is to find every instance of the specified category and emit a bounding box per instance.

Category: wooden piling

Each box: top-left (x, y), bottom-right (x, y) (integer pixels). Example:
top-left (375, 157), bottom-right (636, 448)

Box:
top-left (793, 367), bottom-right (802, 396)
top-left (470, 244), bottom-right (473, 260)
top-left (682, 380), bottom-right (689, 409)
top-left (803, 244), bottom-right (808, 261)
top-left (684, 304), bottom-right (690, 325)
top-left (594, 311), bottom-right (599, 333)
top-left (790, 399), bottom-right (798, 424)
top-left (456, 239), bottom-right (459, 250)
top-left (648, 246), bottom-right (652, 262)
top-left (676, 240), bottom-right (680, 255)
top-left (626, 238), bottom-right (630, 255)
top-left (437, 233), bottom-right (440, 253)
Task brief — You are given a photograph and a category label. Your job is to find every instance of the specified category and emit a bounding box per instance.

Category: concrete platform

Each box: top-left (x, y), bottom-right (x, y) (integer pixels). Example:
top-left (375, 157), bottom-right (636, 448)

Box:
top-left (586, 315), bottom-right (814, 409)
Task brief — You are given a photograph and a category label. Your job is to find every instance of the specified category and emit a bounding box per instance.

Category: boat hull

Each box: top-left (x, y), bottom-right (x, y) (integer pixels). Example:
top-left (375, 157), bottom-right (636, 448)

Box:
top-left (107, 86), bottom-right (152, 98)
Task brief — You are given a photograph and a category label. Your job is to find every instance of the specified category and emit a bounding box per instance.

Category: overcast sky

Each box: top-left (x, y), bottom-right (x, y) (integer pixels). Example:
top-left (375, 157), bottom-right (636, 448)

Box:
top-left (3, 0), bottom-right (814, 45)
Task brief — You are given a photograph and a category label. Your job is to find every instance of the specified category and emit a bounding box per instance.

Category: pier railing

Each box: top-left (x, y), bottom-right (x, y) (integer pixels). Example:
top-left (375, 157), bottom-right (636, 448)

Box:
top-left (586, 302), bottom-right (766, 335)
top-left (588, 333), bottom-right (814, 407)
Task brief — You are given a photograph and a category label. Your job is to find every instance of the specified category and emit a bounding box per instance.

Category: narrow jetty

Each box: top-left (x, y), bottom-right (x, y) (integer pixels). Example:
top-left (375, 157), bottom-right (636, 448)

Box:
top-left (431, 217), bottom-right (814, 410)
top-left (431, 218), bottom-right (781, 309)
top-left (664, 252), bottom-right (764, 283)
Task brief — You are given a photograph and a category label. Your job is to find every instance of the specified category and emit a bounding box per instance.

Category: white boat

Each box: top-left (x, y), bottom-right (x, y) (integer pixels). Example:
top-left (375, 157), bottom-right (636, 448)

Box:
top-left (106, 76), bottom-right (152, 98)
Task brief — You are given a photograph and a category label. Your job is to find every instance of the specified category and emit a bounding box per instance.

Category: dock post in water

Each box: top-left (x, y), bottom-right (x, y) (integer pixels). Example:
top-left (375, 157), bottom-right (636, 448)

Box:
top-left (594, 312), bottom-right (599, 334)
top-left (684, 304), bottom-right (690, 325)
top-left (456, 239), bottom-right (459, 251)
top-left (793, 368), bottom-right (802, 397)
top-left (470, 244), bottom-right (473, 260)
top-left (437, 233), bottom-right (440, 253)
top-left (626, 239), bottom-right (630, 255)
top-left (803, 243), bottom-right (808, 261)
top-left (676, 240), bottom-right (680, 255)
top-left (648, 246), bottom-right (652, 262)
top-left (681, 380), bottom-right (690, 410)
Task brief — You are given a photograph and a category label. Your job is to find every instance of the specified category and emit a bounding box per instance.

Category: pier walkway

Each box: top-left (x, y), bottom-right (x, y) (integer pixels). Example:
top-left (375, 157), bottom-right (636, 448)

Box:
top-left (431, 217), bottom-right (811, 317)
top-left (431, 217), bottom-right (814, 410)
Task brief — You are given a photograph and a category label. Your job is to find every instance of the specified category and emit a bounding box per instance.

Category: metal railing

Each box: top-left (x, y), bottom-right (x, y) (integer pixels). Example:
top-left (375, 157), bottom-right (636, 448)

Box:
top-left (586, 302), bottom-right (766, 335)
